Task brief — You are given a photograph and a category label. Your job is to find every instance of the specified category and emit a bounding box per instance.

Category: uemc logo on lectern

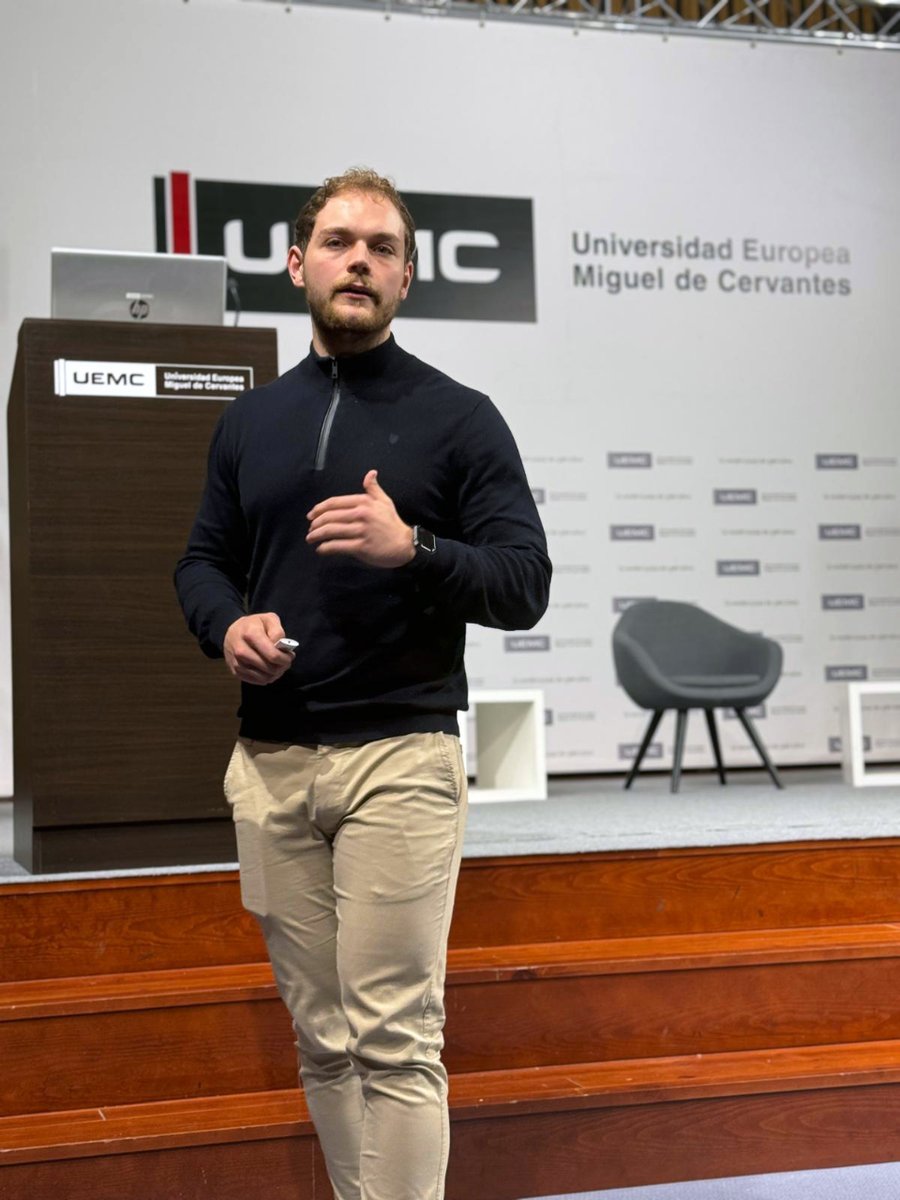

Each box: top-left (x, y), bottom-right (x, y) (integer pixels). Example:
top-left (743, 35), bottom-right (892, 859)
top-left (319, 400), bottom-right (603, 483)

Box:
top-left (153, 172), bottom-right (536, 322)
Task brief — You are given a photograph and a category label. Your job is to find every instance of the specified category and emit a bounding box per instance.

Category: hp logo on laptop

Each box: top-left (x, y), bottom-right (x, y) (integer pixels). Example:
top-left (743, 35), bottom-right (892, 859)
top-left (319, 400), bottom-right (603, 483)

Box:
top-left (126, 292), bottom-right (153, 320)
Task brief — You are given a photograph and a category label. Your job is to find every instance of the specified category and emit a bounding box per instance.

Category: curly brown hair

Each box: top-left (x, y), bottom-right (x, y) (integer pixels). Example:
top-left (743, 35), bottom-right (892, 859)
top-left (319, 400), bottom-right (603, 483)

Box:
top-left (293, 168), bottom-right (416, 265)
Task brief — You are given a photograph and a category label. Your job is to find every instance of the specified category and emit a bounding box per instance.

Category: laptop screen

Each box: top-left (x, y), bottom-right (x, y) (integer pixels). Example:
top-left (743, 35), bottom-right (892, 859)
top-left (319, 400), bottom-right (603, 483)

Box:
top-left (51, 248), bottom-right (227, 325)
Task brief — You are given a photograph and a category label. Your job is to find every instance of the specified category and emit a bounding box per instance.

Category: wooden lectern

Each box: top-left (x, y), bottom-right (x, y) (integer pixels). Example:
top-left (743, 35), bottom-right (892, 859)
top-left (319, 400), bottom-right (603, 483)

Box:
top-left (7, 319), bottom-right (279, 872)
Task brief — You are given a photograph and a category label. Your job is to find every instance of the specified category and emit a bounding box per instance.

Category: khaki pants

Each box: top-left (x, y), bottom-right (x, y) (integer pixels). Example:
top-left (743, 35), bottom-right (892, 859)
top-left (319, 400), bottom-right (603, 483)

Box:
top-left (224, 732), bottom-right (468, 1200)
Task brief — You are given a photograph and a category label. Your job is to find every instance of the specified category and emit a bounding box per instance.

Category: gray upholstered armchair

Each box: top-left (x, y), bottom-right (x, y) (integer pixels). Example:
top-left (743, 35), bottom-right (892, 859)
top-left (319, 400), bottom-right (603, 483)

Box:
top-left (612, 600), bottom-right (784, 792)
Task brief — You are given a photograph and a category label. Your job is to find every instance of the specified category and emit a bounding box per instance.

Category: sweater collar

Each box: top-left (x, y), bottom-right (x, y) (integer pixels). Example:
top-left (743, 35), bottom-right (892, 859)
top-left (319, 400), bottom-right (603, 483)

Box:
top-left (309, 333), bottom-right (402, 382)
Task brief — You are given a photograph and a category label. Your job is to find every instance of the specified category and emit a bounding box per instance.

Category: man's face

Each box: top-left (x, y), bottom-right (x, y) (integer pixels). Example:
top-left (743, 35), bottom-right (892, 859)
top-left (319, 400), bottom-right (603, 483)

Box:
top-left (288, 189), bottom-right (413, 352)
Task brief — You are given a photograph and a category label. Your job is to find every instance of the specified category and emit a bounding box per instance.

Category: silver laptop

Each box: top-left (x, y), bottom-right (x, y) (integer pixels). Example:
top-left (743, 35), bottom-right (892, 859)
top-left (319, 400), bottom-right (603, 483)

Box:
top-left (51, 248), bottom-right (226, 325)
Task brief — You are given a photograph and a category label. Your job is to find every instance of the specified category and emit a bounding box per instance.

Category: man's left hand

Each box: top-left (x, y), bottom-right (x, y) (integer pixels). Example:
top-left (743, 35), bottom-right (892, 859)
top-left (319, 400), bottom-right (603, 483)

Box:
top-left (307, 470), bottom-right (415, 567)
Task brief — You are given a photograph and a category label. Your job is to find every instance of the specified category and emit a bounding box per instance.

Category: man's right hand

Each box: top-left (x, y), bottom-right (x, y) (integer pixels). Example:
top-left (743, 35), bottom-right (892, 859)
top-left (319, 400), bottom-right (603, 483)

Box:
top-left (224, 613), bottom-right (295, 685)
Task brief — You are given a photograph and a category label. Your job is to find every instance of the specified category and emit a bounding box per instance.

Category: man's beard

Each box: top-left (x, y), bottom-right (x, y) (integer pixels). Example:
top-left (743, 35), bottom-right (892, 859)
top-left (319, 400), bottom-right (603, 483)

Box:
top-left (306, 279), bottom-right (403, 344)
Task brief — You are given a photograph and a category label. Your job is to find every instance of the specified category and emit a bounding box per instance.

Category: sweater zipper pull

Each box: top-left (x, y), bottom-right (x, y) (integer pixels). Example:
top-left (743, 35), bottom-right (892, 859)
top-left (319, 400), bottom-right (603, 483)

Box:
top-left (315, 359), bottom-right (341, 472)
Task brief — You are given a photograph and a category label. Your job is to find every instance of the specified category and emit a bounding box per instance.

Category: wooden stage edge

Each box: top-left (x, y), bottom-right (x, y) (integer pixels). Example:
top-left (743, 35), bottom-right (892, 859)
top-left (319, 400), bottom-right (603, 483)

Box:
top-left (6, 829), bottom-right (900, 885)
top-left (3, 837), bottom-right (900, 1198)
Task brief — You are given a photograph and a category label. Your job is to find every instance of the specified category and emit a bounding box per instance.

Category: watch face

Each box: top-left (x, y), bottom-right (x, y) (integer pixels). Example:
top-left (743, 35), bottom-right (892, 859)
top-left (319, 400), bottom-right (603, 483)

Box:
top-left (416, 526), bottom-right (436, 553)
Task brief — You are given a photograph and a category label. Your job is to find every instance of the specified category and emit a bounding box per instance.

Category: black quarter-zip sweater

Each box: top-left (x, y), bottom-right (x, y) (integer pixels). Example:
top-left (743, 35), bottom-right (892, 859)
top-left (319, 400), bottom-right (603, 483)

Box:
top-left (175, 336), bottom-right (551, 744)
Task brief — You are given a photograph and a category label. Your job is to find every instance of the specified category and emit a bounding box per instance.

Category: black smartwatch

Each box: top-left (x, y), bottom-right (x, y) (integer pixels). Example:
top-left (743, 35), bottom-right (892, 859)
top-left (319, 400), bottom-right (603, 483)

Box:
top-left (412, 525), bottom-right (436, 556)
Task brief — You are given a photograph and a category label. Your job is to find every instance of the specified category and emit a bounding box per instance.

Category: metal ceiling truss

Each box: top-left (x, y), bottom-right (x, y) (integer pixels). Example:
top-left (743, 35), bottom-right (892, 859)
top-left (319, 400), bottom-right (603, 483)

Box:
top-left (255, 0), bottom-right (900, 48)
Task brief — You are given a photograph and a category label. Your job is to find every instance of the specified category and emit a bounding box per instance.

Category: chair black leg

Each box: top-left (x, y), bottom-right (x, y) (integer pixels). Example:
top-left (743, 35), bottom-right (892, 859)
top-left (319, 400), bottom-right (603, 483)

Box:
top-left (671, 709), bottom-right (689, 794)
top-left (733, 708), bottom-right (784, 789)
top-left (704, 709), bottom-right (727, 785)
top-left (624, 710), bottom-right (664, 790)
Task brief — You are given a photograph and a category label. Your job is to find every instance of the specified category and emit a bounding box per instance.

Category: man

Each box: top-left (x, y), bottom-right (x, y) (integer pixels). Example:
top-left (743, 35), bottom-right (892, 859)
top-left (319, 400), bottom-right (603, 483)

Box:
top-left (175, 167), bottom-right (550, 1200)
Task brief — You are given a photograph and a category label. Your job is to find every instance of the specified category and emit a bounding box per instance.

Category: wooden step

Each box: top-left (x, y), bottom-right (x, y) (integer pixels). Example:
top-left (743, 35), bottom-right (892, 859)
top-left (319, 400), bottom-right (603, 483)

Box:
top-left (448, 921), bottom-right (900, 979)
top-left (6, 839), bottom-right (900, 981)
top-left (4, 1043), bottom-right (900, 1199)
top-left (5, 1038), bottom-right (900, 1155)
top-left (457, 840), bottom-right (900, 947)
top-left (0, 871), bottom-right (263, 984)
top-left (5, 924), bottom-right (900, 1116)
top-left (7, 921), bottom-right (900, 1015)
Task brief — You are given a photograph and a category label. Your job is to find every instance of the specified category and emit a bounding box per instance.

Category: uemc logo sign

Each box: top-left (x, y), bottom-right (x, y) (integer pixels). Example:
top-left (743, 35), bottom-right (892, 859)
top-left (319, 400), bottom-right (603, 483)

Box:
top-left (822, 594), bottom-right (865, 610)
top-left (504, 635), bottom-right (551, 652)
top-left (714, 489), bottom-right (758, 505)
top-left (153, 172), bottom-right (536, 322)
top-left (607, 453), bottom-right (652, 469)
top-left (819, 524), bottom-right (861, 540)
top-left (717, 560), bottom-right (761, 576)
top-left (816, 454), bottom-right (858, 469)
top-left (610, 525), bottom-right (655, 541)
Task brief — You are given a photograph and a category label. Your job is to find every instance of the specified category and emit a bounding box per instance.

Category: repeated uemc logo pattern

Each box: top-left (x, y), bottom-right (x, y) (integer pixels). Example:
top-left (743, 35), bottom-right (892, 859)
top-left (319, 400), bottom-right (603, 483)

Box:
top-left (822, 594), bottom-right (865, 610)
top-left (825, 665), bottom-right (868, 681)
top-left (819, 524), bottom-right (861, 539)
top-left (607, 452), bottom-right (652, 468)
top-left (618, 742), bottom-right (663, 761)
top-left (612, 596), bottom-right (654, 613)
top-left (714, 489), bottom-right (758, 505)
top-left (816, 454), bottom-right (859, 469)
top-left (154, 174), bottom-right (536, 323)
top-left (504, 635), bottom-right (551, 652)
top-left (717, 560), bottom-right (761, 576)
top-left (724, 704), bottom-right (766, 720)
top-left (610, 525), bottom-right (655, 541)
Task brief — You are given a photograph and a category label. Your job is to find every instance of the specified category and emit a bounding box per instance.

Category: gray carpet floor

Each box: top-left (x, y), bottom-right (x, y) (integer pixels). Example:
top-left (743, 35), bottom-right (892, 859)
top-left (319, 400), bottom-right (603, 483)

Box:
top-left (532, 1160), bottom-right (900, 1198)
top-left (462, 766), bottom-right (900, 858)
top-left (2, 765), bottom-right (898, 882)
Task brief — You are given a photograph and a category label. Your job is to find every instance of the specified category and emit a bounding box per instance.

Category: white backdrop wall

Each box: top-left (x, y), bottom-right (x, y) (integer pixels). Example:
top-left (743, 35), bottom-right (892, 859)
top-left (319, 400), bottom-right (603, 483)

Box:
top-left (1, 0), bottom-right (899, 793)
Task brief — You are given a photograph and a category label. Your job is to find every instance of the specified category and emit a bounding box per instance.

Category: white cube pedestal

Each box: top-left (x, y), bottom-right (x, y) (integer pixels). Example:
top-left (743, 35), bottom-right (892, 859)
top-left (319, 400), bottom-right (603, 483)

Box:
top-left (841, 681), bottom-right (900, 787)
top-left (459, 689), bottom-right (547, 803)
